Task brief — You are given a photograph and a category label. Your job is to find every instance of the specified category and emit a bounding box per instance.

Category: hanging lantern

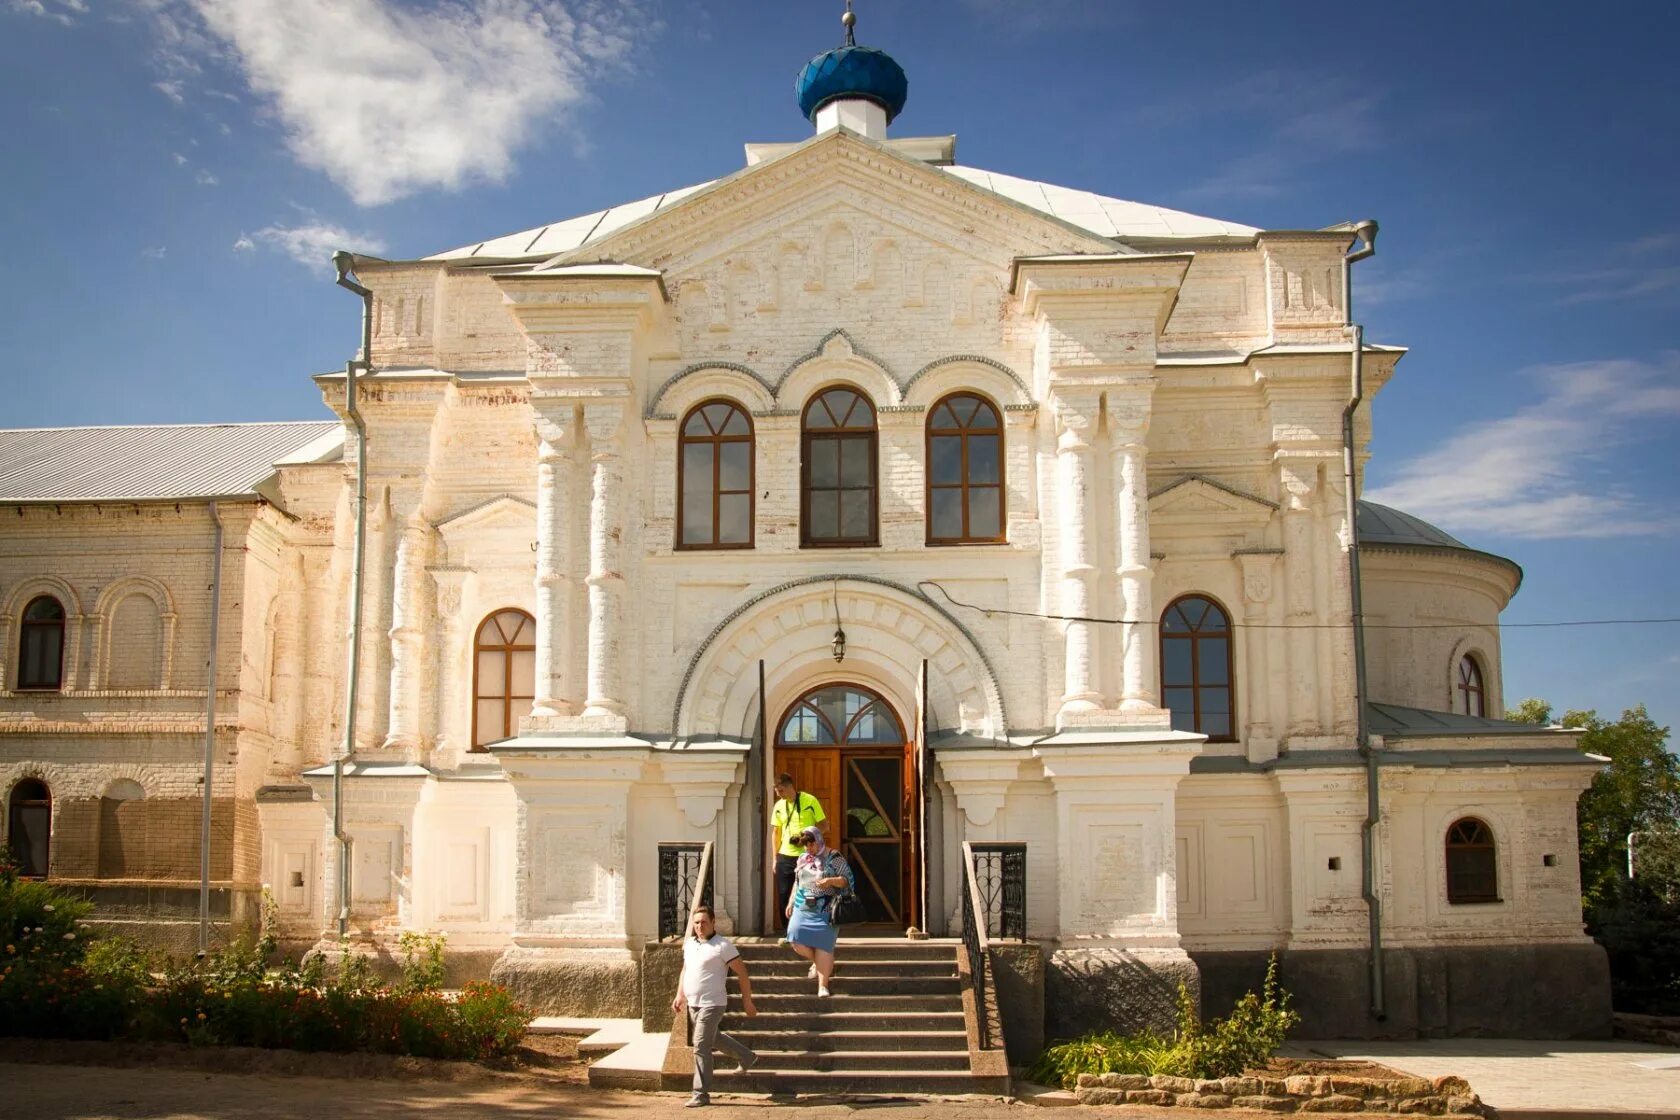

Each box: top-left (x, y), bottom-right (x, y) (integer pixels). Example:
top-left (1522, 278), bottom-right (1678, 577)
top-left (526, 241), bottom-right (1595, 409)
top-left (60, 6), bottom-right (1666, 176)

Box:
top-left (831, 623), bottom-right (848, 662)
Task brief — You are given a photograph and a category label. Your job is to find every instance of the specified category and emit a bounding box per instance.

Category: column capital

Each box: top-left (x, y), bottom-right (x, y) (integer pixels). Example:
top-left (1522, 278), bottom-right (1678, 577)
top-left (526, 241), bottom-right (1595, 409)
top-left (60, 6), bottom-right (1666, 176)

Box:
top-left (582, 399), bottom-right (627, 446)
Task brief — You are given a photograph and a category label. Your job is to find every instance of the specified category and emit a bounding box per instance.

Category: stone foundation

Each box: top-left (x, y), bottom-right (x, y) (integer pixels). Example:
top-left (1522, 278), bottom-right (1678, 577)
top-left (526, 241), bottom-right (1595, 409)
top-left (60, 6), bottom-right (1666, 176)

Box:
top-left (54, 881), bottom-right (262, 956)
top-left (488, 946), bottom-right (642, 1017)
top-left (1045, 946), bottom-right (1200, 1039)
top-left (1190, 942), bottom-right (1612, 1040)
top-left (1074, 1071), bottom-right (1486, 1115)
top-left (989, 941), bottom-right (1045, 1065)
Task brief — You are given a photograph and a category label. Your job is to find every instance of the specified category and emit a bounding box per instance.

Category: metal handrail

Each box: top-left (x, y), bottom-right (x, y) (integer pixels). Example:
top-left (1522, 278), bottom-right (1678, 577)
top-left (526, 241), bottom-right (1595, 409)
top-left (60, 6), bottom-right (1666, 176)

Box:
top-left (687, 841), bottom-right (714, 934)
top-left (959, 840), bottom-right (993, 1050)
top-left (658, 841), bottom-right (714, 941)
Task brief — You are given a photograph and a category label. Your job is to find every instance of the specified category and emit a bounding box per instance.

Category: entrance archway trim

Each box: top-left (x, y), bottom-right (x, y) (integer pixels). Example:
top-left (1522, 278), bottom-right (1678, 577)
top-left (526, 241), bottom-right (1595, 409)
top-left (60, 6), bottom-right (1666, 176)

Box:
top-left (671, 575), bottom-right (1008, 740)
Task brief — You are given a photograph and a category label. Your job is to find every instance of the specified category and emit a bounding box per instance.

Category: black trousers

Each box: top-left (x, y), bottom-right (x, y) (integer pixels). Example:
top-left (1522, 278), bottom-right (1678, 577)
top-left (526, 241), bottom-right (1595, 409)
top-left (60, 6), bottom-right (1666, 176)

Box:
top-left (774, 853), bottom-right (798, 930)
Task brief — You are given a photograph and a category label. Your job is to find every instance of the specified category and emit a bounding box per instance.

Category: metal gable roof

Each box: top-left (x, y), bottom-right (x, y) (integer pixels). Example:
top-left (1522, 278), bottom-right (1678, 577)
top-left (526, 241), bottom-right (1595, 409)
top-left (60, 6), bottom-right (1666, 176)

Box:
top-left (0, 422), bottom-right (342, 503)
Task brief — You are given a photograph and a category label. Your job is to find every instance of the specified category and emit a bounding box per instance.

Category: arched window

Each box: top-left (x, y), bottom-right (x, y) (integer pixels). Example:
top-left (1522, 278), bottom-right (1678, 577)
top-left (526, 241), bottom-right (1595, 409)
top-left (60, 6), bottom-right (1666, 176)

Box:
top-left (98, 780), bottom-right (147, 879)
top-left (1455, 655), bottom-right (1485, 717)
top-left (926, 392), bottom-right (1004, 544)
top-left (1445, 817), bottom-right (1499, 903)
top-left (1160, 595), bottom-right (1235, 741)
top-left (802, 386), bottom-right (877, 546)
top-left (17, 595), bottom-right (66, 691)
top-left (107, 594), bottom-right (163, 689)
top-left (472, 609), bottom-right (535, 750)
top-left (777, 685), bottom-right (905, 747)
top-left (678, 399), bottom-right (754, 549)
top-left (7, 779), bottom-right (51, 877)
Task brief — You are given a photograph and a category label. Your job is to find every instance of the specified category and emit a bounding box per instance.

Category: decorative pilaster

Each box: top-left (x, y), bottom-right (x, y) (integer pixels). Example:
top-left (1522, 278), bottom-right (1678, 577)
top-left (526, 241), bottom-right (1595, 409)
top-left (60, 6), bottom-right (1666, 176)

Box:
top-left (355, 486), bottom-right (392, 752)
top-left (1280, 465), bottom-right (1319, 741)
top-left (1107, 384), bottom-right (1167, 724)
top-left (1235, 551), bottom-right (1281, 762)
top-left (582, 401), bottom-right (628, 724)
top-left (1051, 389), bottom-right (1104, 723)
top-left (383, 510), bottom-right (435, 760)
top-left (530, 405), bottom-right (582, 720)
top-left (428, 567), bottom-right (468, 765)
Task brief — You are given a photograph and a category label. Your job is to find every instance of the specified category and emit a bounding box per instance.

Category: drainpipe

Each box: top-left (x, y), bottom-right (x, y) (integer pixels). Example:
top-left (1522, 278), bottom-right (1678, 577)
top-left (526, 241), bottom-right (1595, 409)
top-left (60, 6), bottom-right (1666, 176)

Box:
top-left (1339, 220), bottom-right (1384, 1021)
top-left (198, 500), bottom-right (224, 956)
top-left (331, 251), bottom-right (372, 942)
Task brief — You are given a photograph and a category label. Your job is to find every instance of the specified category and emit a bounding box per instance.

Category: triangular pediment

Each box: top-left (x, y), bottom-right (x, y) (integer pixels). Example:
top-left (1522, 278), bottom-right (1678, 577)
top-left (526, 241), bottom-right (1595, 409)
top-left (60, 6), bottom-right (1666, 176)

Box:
top-left (551, 128), bottom-right (1122, 277)
top-left (436, 494), bottom-right (536, 539)
top-left (1149, 475), bottom-right (1277, 523)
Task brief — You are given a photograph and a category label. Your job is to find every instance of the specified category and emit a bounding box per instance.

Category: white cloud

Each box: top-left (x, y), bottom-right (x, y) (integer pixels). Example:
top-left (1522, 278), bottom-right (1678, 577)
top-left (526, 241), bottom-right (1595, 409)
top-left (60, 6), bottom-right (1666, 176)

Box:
top-left (195, 168), bottom-right (219, 186)
top-left (172, 151), bottom-right (189, 165)
top-left (140, 245), bottom-right (168, 260)
top-left (153, 79), bottom-right (185, 104)
top-left (1365, 355), bottom-right (1680, 539)
top-left (7, 0), bottom-right (77, 26)
top-left (143, 0), bottom-right (656, 206)
top-left (236, 221), bottom-right (388, 270)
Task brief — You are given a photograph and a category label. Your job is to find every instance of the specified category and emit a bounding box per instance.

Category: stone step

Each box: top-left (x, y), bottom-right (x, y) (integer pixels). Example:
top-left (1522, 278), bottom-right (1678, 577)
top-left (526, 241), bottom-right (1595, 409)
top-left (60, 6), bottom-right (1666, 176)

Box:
top-left (708, 1069), bottom-right (1009, 1096)
top-left (746, 1050), bottom-right (972, 1073)
top-left (740, 959), bottom-right (957, 979)
top-left (733, 942), bottom-right (958, 962)
top-left (743, 975), bottom-right (961, 996)
top-left (727, 1011), bottom-right (966, 1034)
top-left (727, 1029), bottom-right (968, 1053)
top-left (726, 994), bottom-right (962, 1014)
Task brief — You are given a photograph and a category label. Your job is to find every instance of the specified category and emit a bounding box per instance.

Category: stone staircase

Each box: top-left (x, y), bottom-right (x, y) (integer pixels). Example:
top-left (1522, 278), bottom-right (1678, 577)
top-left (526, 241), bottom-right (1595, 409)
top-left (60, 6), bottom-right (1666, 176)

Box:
top-left (681, 938), bottom-right (1008, 1097)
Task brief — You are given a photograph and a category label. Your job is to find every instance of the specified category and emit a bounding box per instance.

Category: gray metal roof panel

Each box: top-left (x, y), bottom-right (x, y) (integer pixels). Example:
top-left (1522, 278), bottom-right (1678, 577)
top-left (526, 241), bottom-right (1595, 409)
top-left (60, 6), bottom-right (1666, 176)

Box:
top-left (0, 421), bottom-right (341, 503)
top-left (1367, 701), bottom-right (1574, 739)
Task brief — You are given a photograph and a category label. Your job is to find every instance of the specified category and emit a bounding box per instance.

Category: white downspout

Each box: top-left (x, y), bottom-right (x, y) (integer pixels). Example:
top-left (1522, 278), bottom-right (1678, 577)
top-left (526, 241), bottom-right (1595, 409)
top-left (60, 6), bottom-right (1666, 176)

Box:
top-left (197, 500), bottom-right (223, 956)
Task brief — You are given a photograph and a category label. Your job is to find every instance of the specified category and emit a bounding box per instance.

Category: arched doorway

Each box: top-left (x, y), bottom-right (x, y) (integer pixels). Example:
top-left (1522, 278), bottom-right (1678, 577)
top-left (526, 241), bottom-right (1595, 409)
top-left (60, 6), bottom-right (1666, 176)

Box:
top-left (7, 778), bottom-right (51, 878)
top-left (776, 684), bottom-right (913, 929)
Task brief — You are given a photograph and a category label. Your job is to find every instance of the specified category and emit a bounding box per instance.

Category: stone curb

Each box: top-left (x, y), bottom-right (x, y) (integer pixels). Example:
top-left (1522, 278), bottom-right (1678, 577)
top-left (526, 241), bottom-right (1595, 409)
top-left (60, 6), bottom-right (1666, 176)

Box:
top-left (1073, 1071), bottom-right (1487, 1115)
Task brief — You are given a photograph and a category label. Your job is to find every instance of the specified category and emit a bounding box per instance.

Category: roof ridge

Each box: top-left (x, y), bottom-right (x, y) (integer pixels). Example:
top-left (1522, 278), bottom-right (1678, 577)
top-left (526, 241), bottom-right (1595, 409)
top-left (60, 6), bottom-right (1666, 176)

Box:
top-left (0, 419), bottom-right (336, 435)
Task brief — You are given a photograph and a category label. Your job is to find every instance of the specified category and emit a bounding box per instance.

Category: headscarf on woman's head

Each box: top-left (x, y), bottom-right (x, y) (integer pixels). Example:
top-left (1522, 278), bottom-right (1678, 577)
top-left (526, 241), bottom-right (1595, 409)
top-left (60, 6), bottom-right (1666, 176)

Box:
top-left (795, 825), bottom-right (828, 870)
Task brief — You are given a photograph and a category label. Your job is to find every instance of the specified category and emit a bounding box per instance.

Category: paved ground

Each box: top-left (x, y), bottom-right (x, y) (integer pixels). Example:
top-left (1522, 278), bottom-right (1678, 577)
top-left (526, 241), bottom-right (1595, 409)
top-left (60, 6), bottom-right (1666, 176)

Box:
top-left (1289, 1039), bottom-right (1680, 1118)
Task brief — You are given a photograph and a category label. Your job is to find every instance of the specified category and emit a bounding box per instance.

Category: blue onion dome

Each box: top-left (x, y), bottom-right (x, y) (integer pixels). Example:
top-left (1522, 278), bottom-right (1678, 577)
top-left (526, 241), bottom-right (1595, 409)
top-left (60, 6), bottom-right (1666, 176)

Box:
top-left (795, 44), bottom-right (909, 125)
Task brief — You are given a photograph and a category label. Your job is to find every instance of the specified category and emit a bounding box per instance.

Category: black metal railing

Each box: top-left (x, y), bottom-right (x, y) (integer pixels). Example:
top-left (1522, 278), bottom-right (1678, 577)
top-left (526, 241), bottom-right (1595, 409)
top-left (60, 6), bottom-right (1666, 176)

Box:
top-left (657, 841), bottom-right (713, 941)
top-left (970, 842), bottom-right (1027, 941)
top-left (959, 840), bottom-right (994, 1050)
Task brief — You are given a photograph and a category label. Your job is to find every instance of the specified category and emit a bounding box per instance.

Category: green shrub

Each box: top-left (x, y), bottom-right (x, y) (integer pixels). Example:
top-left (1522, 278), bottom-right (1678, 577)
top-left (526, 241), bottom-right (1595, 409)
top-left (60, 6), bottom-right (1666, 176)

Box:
top-left (1028, 956), bottom-right (1300, 1089)
top-left (396, 930), bottom-right (448, 994)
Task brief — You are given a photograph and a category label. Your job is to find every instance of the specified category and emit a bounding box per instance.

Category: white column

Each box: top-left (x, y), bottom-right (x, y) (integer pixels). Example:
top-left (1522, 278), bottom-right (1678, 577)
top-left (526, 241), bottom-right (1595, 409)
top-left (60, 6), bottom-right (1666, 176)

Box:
top-left (1051, 389), bottom-right (1104, 722)
top-left (1280, 465), bottom-right (1319, 740)
top-left (428, 568), bottom-right (467, 764)
top-left (583, 401), bottom-right (627, 721)
top-left (1235, 551), bottom-right (1280, 762)
top-left (356, 486), bottom-right (392, 751)
top-left (1107, 386), bottom-right (1163, 719)
top-left (384, 510), bottom-right (434, 758)
top-left (530, 405), bottom-right (581, 720)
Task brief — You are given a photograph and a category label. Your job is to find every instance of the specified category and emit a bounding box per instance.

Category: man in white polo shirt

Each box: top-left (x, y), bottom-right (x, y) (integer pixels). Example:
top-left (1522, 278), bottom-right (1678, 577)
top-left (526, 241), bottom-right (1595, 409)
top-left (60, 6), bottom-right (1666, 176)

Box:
top-left (670, 903), bottom-right (759, 1107)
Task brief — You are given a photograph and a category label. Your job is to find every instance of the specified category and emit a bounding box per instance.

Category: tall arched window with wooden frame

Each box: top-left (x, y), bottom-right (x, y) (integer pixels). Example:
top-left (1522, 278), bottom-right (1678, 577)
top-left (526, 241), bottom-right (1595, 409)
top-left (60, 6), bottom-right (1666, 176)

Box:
top-left (678, 399), bottom-right (754, 549)
top-left (1445, 817), bottom-right (1499, 903)
top-left (926, 391), bottom-right (1004, 544)
top-left (802, 386), bottom-right (878, 547)
top-left (1455, 654), bottom-right (1486, 717)
top-left (1160, 594), bottom-right (1236, 741)
top-left (17, 595), bottom-right (66, 692)
top-left (472, 609), bottom-right (535, 750)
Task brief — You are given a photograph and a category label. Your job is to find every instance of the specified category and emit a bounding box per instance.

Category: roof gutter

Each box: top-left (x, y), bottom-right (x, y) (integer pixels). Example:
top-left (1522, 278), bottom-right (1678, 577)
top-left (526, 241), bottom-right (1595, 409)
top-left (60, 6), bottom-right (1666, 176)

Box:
top-left (330, 250), bottom-right (372, 943)
top-left (1339, 219), bottom-right (1385, 1023)
top-left (197, 500), bottom-right (223, 957)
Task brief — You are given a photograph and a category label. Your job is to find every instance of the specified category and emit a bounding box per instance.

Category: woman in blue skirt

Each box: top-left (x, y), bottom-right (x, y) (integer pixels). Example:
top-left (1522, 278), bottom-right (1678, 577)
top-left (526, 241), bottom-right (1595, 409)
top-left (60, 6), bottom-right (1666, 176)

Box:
top-left (784, 825), bottom-right (856, 997)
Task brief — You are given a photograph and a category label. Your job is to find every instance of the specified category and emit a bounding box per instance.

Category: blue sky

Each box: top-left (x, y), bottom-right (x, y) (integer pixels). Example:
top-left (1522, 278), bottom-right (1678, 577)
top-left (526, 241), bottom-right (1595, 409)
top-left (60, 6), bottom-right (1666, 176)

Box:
top-left (3, 0), bottom-right (1677, 735)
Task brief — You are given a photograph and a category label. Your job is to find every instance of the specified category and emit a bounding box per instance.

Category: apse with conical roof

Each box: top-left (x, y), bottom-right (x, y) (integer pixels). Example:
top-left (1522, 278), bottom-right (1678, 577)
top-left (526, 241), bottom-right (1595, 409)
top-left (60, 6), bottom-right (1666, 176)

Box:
top-left (794, 1), bottom-right (907, 139)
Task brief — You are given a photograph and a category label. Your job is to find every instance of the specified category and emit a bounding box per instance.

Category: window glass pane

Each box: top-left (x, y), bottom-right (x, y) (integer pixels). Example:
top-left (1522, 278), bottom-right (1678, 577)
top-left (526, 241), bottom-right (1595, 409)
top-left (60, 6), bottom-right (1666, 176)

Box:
top-left (509, 697), bottom-right (533, 732)
top-left (476, 651), bottom-right (505, 697)
top-left (1162, 605), bottom-right (1189, 633)
top-left (929, 435), bottom-right (962, 485)
top-left (840, 437), bottom-right (871, 486)
top-left (682, 481), bottom-right (714, 543)
top-left (702, 403), bottom-right (732, 432)
top-left (511, 614), bottom-right (535, 645)
top-left (1201, 688), bottom-right (1230, 715)
top-left (25, 597), bottom-right (63, 622)
top-left (718, 493), bottom-right (751, 544)
top-left (930, 489), bottom-right (962, 539)
top-left (509, 650), bottom-right (535, 697)
top-left (683, 410), bottom-right (709, 436)
top-left (953, 396), bottom-right (981, 425)
top-left (1202, 713), bottom-right (1231, 738)
top-left (475, 699), bottom-right (505, 746)
top-left (970, 400), bottom-right (999, 428)
top-left (1200, 639), bottom-right (1229, 685)
top-left (1164, 687), bottom-right (1195, 727)
top-left (930, 403), bottom-right (956, 428)
top-left (840, 490), bottom-right (872, 539)
top-left (720, 407), bottom-right (749, 436)
top-left (683, 441), bottom-right (713, 487)
top-left (719, 441), bottom-right (750, 491)
top-left (968, 435), bottom-right (999, 483)
top-left (809, 491), bottom-right (838, 539)
top-left (809, 438), bottom-right (838, 486)
top-left (1162, 639), bottom-right (1193, 686)
top-left (1181, 598), bottom-right (1210, 630)
top-left (967, 487), bottom-right (1000, 538)
top-left (1467, 691), bottom-right (1484, 718)
top-left (1201, 602), bottom-right (1229, 631)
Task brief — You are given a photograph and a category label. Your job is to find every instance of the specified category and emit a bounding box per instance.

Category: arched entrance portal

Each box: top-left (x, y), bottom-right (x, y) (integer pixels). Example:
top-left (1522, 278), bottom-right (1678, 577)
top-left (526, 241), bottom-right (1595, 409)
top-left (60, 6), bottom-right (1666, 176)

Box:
top-left (7, 778), bottom-right (51, 878)
top-left (776, 684), bottom-right (913, 930)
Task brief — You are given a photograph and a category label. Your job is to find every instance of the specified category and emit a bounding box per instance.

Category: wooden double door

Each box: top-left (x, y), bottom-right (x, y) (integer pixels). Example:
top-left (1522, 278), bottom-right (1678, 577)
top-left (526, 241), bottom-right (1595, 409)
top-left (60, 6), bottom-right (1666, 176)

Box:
top-left (775, 684), bottom-right (918, 930)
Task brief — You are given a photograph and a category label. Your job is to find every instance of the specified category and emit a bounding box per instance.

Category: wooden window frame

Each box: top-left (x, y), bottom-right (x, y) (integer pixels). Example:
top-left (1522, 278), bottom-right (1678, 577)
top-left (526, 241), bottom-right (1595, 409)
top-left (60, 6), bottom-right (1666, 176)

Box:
top-left (17, 595), bottom-right (66, 692)
top-left (470, 608), bottom-right (536, 752)
top-left (1159, 593), bottom-right (1238, 743)
top-left (801, 386), bottom-right (879, 548)
top-left (1456, 655), bottom-right (1485, 718)
top-left (1445, 816), bottom-right (1500, 904)
top-left (925, 391), bottom-right (1005, 546)
top-left (676, 398), bottom-right (755, 551)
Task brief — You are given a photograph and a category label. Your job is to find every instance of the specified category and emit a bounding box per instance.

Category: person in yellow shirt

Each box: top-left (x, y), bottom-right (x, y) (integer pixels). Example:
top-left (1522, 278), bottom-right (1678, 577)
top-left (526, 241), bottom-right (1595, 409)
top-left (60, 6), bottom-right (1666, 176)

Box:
top-left (770, 772), bottom-right (825, 931)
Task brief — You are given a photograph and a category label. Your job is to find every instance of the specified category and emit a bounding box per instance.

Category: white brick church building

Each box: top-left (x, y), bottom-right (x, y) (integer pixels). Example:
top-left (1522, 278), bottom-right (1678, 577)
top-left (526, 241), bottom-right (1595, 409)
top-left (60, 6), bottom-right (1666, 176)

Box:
top-left (1, 23), bottom-right (1609, 1040)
